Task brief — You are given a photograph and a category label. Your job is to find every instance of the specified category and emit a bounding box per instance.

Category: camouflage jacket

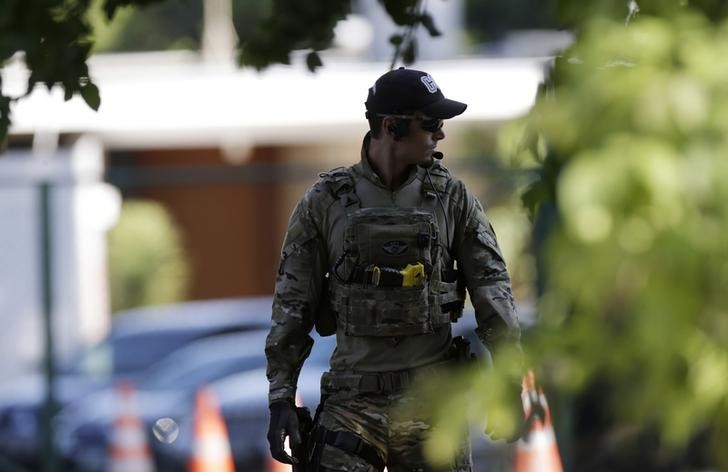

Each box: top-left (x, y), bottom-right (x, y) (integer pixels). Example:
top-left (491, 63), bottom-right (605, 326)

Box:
top-left (265, 133), bottom-right (520, 404)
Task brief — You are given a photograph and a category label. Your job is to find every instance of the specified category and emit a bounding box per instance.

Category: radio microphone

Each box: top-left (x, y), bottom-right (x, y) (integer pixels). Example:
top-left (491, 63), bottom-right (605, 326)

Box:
top-left (419, 151), bottom-right (443, 169)
top-left (420, 150), bottom-right (450, 249)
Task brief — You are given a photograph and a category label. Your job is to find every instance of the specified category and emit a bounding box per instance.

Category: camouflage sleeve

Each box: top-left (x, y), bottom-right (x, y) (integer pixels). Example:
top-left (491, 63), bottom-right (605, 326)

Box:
top-left (265, 188), bottom-right (328, 404)
top-left (453, 182), bottom-right (521, 358)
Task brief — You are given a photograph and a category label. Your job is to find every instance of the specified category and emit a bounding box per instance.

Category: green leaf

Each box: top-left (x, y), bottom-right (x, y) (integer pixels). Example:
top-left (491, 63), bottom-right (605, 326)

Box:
top-left (103, 0), bottom-right (129, 20)
top-left (80, 82), bottom-right (101, 110)
top-left (380, 0), bottom-right (419, 26)
top-left (305, 50), bottom-right (323, 72)
top-left (521, 180), bottom-right (546, 219)
top-left (389, 33), bottom-right (404, 46)
top-left (0, 95), bottom-right (10, 149)
top-left (402, 38), bottom-right (417, 64)
top-left (419, 12), bottom-right (441, 37)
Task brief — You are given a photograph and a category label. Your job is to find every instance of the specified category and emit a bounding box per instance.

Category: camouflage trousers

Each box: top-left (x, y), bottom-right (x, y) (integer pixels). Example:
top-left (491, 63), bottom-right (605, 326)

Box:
top-left (309, 389), bottom-right (472, 472)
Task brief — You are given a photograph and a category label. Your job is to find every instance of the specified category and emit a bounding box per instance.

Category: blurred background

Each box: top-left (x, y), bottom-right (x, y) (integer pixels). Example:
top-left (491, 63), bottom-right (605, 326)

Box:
top-left (3, 0), bottom-right (727, 471)
top-left (1, 0), bottom-right (554, 374)
top-left (0, 1), bottom-right (554, 470)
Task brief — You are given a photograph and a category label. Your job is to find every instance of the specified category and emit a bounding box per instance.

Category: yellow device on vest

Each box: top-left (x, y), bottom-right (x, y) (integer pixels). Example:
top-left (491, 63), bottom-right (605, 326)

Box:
top-left (400, 263), bottom-right (425, 287)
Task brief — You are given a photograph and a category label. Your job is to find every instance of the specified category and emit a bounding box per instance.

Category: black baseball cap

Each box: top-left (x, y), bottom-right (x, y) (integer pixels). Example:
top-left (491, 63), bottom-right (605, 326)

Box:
top-left (365, 67), bottom-right (467, 119)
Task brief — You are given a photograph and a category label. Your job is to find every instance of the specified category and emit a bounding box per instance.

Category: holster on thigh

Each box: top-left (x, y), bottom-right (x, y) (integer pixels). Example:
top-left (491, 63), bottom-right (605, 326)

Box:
top-left (306, 425), bottom-right (385, 472)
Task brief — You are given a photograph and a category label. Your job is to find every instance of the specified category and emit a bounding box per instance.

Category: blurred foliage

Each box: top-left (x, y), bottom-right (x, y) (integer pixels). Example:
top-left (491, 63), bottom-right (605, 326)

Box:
top-left (108, 199), bottom-right (189, 313)
top-left (419, 3), bottom-right (728, 469)
top-left (486, 204), bottom-right (537, 308)
top-left (0, 0), bottom-right (443, 147)
top-left (88, 0), bottom-right (204, 52)
top-left (555, 0), bottom-right (728, 29)
top-left (88, 0), bottom-right (272, 52)
top-left (239, 0), bottom-right (350, 71)
top-left (457, 125), bottom-right (538, 303)
top-left (240, 0), bottom-right (442, 71)
top-left (0, 0), bottom-right (101, 145)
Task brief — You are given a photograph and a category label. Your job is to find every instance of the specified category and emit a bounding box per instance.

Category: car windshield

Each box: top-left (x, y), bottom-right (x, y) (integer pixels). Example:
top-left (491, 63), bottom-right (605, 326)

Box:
top-left (136, 330), bottom-right (268, 390)
top-left (60, 329), bottom-right (227, 379)
top-left (62, 341), bottom-right (113, 378)
top-left (112, 330), bottom-right (216, 375)
top-left (64, 320), bottom-right (336, 384)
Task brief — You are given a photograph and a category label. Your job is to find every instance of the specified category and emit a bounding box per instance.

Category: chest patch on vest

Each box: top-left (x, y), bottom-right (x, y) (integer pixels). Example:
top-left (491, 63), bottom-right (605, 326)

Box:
top-left (382, 240), bottom-right (409, 256)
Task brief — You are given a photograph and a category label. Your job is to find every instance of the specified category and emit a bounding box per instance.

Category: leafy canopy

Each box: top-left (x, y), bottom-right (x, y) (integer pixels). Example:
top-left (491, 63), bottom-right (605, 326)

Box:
top-left (0, 0), bottom-right (441, 147)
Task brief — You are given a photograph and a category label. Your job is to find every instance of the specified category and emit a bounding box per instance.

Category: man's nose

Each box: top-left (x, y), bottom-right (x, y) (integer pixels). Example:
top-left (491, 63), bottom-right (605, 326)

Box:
top-left (434, 127), bottom-right (445, 141)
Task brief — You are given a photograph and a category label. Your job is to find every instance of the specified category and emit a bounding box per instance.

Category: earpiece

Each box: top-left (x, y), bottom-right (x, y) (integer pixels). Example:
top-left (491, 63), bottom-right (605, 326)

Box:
top-left (388, 119), bottom-right (409, 140)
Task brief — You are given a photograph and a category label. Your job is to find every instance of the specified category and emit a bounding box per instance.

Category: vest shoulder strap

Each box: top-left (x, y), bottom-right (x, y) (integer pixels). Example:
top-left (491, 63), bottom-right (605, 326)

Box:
top-left (319, 166), bottom-right (360, 210)
top-left (421, 161), bottom-right (452, 196)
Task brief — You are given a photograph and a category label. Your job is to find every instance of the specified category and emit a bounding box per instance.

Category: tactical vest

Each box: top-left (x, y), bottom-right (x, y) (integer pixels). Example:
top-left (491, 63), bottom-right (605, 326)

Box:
top-left (318, 165), bottom-right (465, 337)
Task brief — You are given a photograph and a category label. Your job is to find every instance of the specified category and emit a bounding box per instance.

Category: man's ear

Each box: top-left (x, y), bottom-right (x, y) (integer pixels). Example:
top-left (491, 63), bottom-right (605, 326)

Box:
top-left (383, 116), bottom-right (402, 140)
top-left (382, 116), bottom-right (396, 137)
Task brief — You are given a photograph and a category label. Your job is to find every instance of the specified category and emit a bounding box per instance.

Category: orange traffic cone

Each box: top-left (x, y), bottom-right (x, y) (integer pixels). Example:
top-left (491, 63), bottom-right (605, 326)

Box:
top-left (108, 381), bottom-right (155, 472)
top-left (514, 370), bottom-right (563, 472)
top-left (188, 386), bottom-right (235, 472)
top-left (266, 454), bottom-right (291, 472)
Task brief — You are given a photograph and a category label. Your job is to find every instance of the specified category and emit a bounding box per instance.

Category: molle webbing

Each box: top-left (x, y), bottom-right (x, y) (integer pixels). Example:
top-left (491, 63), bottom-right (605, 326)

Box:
top-left (321, 370), bottom-right (416, 394)
top-left (330, 280), bottom-right (452, 336)
top-left (321, 165), bottom-right (465, 336)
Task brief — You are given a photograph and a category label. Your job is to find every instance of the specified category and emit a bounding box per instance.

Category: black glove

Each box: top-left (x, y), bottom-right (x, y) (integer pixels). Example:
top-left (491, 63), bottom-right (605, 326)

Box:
top-left (486, 379), bottom-right (526, 443)
top-left (267, 400), bottom-right (302, 464)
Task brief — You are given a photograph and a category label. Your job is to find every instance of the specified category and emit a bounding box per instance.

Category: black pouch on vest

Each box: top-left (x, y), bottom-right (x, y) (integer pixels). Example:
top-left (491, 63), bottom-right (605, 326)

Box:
top-left (314, 275), bottom-right (337, 336)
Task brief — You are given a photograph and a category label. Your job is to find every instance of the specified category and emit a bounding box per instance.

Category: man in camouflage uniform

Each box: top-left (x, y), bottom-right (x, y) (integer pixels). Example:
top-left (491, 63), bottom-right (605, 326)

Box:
top-left (266, 68), bottom-right (521, 471)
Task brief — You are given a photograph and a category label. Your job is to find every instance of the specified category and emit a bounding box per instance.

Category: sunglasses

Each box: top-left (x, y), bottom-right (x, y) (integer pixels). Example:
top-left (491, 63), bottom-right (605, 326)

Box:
top-left (418, 117), bottom-right (444, 133)
top-left (377, 114), bottom-right (444, 133)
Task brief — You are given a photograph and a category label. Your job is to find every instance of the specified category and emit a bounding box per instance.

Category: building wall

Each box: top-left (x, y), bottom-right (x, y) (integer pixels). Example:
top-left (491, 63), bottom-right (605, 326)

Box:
top-left (0, 138), bottom-right (119, 379)
top-left (109, 147), bottom-right (287, 299)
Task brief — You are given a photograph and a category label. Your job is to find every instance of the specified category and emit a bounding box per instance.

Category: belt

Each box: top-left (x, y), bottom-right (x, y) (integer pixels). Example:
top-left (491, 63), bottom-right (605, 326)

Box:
top-left (321, 360), bottom-right (453, 394)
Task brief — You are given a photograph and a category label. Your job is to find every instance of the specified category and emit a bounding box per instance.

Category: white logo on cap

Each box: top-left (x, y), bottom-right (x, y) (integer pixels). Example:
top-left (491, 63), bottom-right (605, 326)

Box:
top-left (420, 75), bottom-right (438, 93)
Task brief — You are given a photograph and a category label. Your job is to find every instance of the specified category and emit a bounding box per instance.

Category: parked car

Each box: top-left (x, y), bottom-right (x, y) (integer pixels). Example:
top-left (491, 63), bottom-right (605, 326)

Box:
top-left (81, 296), bottom-right (274, 377)
top-left (154, 333), bottom-right (335, 471)
top-left (54, 328), bottom-right (282, 471)
top-left (0, 296), bottom-right (273, 469)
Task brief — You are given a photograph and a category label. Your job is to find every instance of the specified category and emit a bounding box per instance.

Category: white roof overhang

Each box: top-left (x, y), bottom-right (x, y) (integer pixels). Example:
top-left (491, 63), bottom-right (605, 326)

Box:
top-left (4, 51), bottom-right (546, 149)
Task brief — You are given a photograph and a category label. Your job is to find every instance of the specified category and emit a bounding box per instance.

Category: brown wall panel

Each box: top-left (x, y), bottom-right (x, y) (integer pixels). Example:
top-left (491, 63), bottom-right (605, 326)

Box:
top-left (118, 147), bottom-right (285, 300)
